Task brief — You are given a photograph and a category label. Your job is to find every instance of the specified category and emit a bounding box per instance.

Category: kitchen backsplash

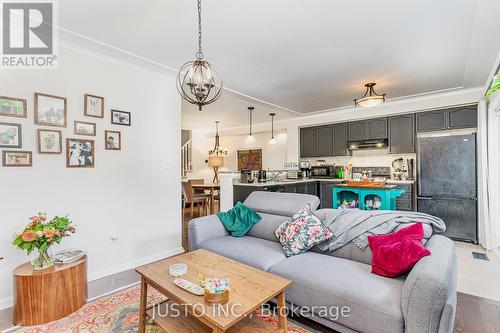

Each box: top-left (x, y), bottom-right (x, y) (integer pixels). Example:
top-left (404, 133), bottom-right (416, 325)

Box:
top-left (301, 149), bottom-right (416, 178)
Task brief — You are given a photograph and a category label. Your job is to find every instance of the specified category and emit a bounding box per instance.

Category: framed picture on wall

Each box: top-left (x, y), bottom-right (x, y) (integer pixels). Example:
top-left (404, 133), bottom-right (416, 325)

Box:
top-left (237, 148), bottom-right (263, 171)
top-left (2, 151), bottom-right (32, 167)
top-left (111, 109), bottom-right (131, 126)
top-left (66, 138), bottom-right (95, 168)
top-left (0, 122), bottom-right (22, 148)
top-left (74, 121), bottom-right (96, 136)
top-left (84, 94), bottom-right (104, 118)
top-left (37, 129), bottom-right (62, 154)
top-left (0, 96), bottom-right (27, 118)
top-left (34, 92), bottom-right (67, 127)
top-left (105, 130), bottom-right (121, 150)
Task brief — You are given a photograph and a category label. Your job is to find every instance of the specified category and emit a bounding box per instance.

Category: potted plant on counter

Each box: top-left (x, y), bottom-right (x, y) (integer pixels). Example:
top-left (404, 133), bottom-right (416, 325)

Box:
top-left (13, 213), bottom-right (76, 270)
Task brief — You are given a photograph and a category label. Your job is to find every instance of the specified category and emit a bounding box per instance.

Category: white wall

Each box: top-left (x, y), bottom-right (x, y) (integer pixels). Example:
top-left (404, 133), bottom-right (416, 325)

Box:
top-left (188, 130), bottom-right (287, 182)
top-left (0, 43), bottom-right (182, 309)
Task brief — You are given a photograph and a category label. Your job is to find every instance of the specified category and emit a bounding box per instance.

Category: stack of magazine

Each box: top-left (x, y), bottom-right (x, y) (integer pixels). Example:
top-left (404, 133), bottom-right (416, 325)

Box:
top-left (54, 249), bottom-right (86, 264)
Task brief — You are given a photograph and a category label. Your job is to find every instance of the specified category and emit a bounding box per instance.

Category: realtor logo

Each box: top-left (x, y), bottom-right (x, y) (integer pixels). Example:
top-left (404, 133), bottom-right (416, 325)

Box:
top-left (1, 0), bottom-right (57, 68)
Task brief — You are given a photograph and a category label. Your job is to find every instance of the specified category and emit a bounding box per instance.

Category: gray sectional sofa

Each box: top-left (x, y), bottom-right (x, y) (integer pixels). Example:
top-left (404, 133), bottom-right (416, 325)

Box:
top-left (188, 192), bottom-right (457, 333)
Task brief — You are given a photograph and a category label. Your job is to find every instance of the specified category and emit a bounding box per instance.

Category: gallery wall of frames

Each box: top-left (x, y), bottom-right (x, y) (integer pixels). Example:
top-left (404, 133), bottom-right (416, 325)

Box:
top-left (0, 93), bottom-right (131, 168)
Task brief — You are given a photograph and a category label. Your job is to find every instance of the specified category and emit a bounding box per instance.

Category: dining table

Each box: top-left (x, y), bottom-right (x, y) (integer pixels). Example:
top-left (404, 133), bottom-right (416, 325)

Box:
top-left (191, 183), bottom-right (220, 214)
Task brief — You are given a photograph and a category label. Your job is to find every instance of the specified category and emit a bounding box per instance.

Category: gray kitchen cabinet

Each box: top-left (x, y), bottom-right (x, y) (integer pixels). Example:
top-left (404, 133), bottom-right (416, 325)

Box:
top-left (368, 118), bottom-right (388, 139)
top-left (316, 125), bottom-right (333, 157)
top-left (348, 118), bottom-right (388, 141)
top-left (300, 127), bottom-right (317, 158)
top-left (394, 183), bottom-right (414, 211)
top-left (295, 183), bottom-right (307, 194)
top-left (233, 185), bottom-right (261, 204)
top-left (416, 110), bottom-right (447, 132)
top-left (333, 123), bottom-right (350, 156)
top-left (448, 106), bottom-right (477, 129)
top-left (348, 121), bottom-right (367, 141)
top-left (306, 181), bottom-right (318, 196)
top-left (388, 114), bottom-right (415, 154)
top-left (417, 106), bottom-right (477, 132)
top-left (320, 182), bottom-right (335, 208)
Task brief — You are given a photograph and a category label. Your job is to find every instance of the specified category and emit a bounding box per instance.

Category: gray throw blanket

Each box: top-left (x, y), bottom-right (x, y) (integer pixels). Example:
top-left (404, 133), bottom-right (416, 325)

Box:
top-left (316, 209), bottom-right (446, 252)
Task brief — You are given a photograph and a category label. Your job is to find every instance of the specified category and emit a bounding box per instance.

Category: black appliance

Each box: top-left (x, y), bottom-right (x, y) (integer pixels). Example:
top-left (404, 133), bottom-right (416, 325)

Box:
top-left (348, 138), bottom-right (388, 150)
top-left (417, 131), bottom-right (477, 243)
top-left (258, 170), bottom-right (267, 183)
top-left (311, 165), bottom-right (334, 178)
top-left (240, 169), bottom-right (253, 183)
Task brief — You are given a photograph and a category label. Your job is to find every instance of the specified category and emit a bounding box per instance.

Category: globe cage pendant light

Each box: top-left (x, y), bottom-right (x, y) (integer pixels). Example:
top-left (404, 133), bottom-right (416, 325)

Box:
top-left (354, 83), bottom-right (386, 108)
top-left (245, 107), bottom-right (256, 144)
top-left (176, 0), bottom-right (223, 111)
top-left (268, 113), bottom-right (277, 145)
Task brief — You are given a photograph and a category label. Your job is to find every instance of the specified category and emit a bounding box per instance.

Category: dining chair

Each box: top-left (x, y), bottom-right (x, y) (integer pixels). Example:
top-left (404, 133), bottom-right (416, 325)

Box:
top-left (182, 181), bottom-right (210, 218)
top-left (190, 178), bottom-right (207, 195)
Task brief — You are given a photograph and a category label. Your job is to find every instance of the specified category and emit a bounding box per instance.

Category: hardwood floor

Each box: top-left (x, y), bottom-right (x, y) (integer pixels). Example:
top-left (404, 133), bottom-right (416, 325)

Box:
top-left (183, 209), bottom-right (500, 332)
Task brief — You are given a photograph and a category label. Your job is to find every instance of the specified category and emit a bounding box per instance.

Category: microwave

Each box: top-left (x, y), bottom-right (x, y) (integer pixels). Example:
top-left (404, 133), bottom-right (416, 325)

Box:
top-left (311, 165), bottom-right (334, 178)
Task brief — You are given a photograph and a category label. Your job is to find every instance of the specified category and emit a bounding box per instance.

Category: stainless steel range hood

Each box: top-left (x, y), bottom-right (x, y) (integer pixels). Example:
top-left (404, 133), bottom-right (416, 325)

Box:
top-left (348, 138), bottom-right (388, 150)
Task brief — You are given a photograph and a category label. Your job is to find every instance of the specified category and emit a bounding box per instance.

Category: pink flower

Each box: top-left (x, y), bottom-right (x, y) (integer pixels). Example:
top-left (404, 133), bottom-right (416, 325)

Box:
top-left (21, 230), bottom-right (38, 242)
top-left (307, 226), bottom-right (322, 238)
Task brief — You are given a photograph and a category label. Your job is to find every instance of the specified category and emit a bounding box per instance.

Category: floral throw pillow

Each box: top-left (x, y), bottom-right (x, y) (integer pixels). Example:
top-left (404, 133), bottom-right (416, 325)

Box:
top-left (275, 204), bottom-right (334, 257)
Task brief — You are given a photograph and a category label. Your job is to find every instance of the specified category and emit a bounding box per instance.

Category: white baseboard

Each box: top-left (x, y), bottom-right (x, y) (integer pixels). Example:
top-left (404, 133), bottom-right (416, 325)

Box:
top-left (0, 247), bottom-right (185, 311)
top-left (88, 246), bottom-right (185, 282)
top-left (0, 297), bottom-right (13, 311)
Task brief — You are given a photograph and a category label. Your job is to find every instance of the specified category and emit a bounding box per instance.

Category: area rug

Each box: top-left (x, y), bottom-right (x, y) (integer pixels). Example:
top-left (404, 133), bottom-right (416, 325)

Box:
top-left (15, 284), bottom-right (313, 333)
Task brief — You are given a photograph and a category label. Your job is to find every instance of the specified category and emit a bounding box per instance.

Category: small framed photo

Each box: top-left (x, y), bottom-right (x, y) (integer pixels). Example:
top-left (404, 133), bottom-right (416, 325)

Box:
top-left (34, 92), bottom-right (67, 127)
top-left (105, 130), bottom-right (121, 150)
top-left (2, 151), bottom-right (32, 167)
top-left (66, 138), bottom-right (95, 168)
top-left (74, 121), bottom-right (96, 136)
top-left (111, 109), bottom-right (131, 126)
top-left (37, 129), bottom-right (62, 154)
top-left (0, 122), bottom-right (22, 148)
top-left (84, 94), bottom-right (104, 118)
top-left (0, 96), bottom-right (27, 118)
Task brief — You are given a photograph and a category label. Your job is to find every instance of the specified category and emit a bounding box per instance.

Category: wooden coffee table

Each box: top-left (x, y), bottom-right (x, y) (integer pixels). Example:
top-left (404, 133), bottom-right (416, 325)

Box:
top-left (136, 249), bottom-right (292, 333)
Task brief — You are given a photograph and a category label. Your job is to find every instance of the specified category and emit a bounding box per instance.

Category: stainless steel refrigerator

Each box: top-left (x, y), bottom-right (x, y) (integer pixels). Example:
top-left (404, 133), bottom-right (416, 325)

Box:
top-left (417, 131), bottom-right (478, 243)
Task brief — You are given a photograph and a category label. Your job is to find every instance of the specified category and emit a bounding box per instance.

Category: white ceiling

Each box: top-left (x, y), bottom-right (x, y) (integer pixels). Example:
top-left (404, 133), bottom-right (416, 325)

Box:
top-left (59, 0), bottom-right (500, 125)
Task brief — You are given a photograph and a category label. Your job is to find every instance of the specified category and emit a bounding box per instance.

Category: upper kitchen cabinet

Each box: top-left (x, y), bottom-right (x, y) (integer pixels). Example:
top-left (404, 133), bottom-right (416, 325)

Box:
top-left (388, 114), bottom-right (415, 154)
top-left (333, 123), bottom-right (350, 156)
top-left (348, 118), bottom-right (388, 141)
top-left (300, 127), bottom-right (317, 158)
top-left (347, 121), bottom-right (367, 141)
top-left (316, 125), bottom-right (333, 157)
top-left (368, 118), bottom-right (388, 139)
top-left (448, 105), bottom-right (477, 129)
top-left (416, 110), bottom-right (447, 132)
top-left (416, 105), bottom-right (477, 132)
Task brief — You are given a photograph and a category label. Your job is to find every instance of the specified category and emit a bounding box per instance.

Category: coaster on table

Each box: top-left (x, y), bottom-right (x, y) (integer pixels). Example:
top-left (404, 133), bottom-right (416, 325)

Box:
top-left (169, 263), bottom-right (187, 277)
top-left (173, 278), bottom-right (204, 296)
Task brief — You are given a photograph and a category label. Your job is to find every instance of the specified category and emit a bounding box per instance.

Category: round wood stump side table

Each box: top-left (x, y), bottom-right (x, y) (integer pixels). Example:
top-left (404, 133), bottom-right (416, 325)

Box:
top-left (13, 256), bottom-right (87, 326)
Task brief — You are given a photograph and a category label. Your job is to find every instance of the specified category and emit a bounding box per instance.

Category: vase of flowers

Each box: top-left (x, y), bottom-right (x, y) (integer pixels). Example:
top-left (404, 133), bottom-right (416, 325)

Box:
top-left (13, 213), bottom-right (76, 271)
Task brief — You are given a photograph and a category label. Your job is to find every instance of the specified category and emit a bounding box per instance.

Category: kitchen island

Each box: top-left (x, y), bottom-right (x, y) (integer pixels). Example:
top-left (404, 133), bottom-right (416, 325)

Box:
top-left (333, 183), bottom-right (405, 210)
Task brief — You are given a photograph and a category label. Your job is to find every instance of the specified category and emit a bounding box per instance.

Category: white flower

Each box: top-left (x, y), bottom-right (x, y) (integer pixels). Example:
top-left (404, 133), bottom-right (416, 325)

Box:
top-left (37, 231), bottom-right (43, 237)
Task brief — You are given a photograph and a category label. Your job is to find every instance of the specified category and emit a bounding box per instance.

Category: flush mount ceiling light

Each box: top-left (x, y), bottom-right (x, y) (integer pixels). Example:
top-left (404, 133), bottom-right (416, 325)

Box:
top-left (176, 0), bottom-right (223, 111)
top-left (354, 83), bottom-right (386, 108)
top-left (246, 106), bottom-right (256, 143)
top-left (268, 113), bottom-right (277, 145)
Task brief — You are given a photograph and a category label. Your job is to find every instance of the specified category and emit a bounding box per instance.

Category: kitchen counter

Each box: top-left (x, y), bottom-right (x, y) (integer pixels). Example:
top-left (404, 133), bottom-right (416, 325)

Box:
top-left (234, 178), bottom-right (345, 187)
top-left (386, 179), bottom-right (416, 184)
top-left (233, 178), bottom-right (414, 187)
top-left (334, 183), bottom-right (398, 189)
